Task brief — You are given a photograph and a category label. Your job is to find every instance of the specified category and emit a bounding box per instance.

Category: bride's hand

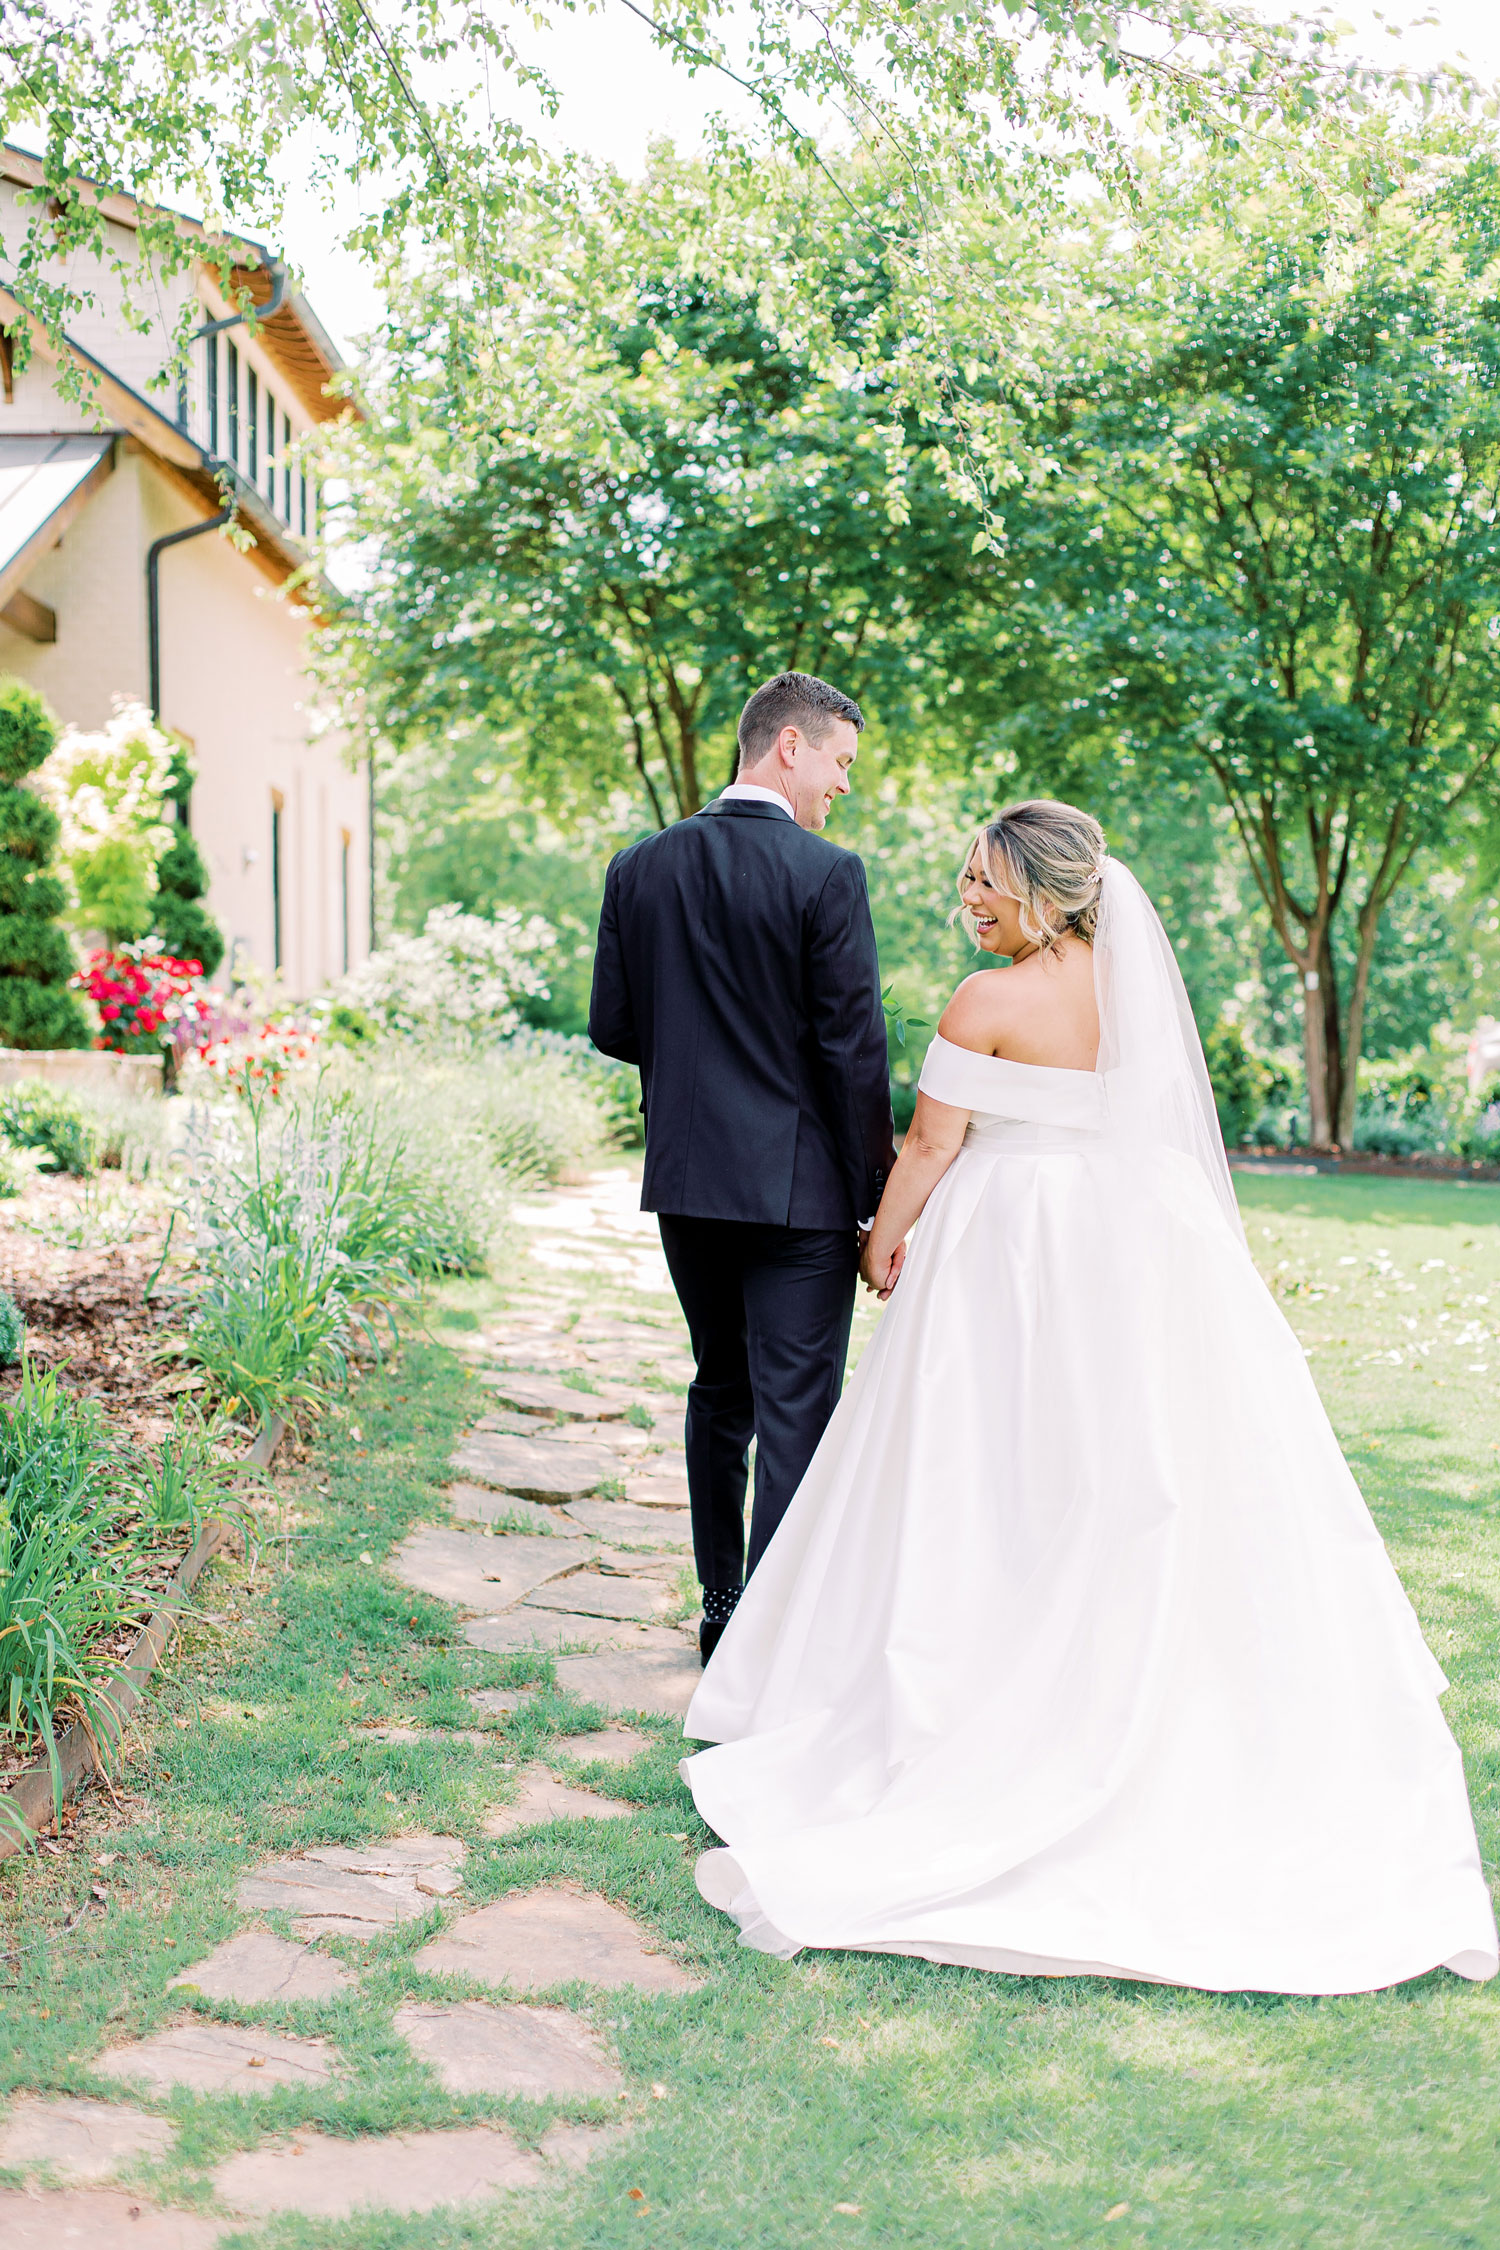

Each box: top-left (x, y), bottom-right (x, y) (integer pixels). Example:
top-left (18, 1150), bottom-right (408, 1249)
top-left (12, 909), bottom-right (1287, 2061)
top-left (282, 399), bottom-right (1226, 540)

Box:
top-left (860, 1236), bottom-right (906, 1299)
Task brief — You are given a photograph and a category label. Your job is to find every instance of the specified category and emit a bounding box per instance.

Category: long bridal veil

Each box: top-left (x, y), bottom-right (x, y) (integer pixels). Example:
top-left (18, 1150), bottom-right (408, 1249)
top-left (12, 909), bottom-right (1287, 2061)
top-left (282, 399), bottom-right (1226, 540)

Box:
top-left (1094, 860), bottom-right (1244, 1240)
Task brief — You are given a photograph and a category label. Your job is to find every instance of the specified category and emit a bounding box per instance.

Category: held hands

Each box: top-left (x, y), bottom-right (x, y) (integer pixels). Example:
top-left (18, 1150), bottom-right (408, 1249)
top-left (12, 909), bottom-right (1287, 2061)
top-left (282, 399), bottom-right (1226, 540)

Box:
top-left (859, 1233), bottom-right (906, 1300)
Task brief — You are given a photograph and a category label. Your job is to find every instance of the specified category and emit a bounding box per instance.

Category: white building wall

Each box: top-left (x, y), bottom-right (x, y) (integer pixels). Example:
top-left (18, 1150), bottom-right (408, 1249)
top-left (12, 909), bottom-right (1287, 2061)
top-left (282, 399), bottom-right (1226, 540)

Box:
top-left (0, 449), bottom-right (367, 996)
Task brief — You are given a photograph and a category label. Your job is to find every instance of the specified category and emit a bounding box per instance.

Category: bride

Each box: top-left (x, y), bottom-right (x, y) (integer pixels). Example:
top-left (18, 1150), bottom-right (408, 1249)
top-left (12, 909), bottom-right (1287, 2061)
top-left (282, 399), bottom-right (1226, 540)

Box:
top-left (682, 799), bottom-right (1498, 1995)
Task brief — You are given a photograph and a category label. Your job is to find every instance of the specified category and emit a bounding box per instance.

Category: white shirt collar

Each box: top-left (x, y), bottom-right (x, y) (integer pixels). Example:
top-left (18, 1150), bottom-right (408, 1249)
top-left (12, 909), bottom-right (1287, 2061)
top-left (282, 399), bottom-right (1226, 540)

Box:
top-left (719, 782), bottom-right (795, 819)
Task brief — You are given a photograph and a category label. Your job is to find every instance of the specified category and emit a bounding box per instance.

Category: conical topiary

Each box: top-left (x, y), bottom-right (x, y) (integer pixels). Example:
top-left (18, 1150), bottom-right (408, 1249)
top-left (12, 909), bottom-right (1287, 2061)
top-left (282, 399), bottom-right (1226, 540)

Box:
top-left (152, 828), bottom-right (224, 976)
top-left (0, 680), bottom-right (88, 1050)
top-left (152, 740), bottom-right (224, 976)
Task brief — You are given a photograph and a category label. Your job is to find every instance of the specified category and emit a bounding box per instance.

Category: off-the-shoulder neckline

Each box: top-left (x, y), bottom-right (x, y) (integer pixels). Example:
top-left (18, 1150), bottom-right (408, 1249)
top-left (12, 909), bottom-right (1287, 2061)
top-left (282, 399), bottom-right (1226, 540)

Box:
top-left (927, 1030), bottom-right (1100, 1081)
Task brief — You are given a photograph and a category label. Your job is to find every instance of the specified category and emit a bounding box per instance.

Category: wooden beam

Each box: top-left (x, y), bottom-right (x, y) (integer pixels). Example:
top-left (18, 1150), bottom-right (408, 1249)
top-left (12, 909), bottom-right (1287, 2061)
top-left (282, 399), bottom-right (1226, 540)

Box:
top-left (0, 439), bottom-right (116, 613)
top-left (0, 589), bottom-right (56, 643)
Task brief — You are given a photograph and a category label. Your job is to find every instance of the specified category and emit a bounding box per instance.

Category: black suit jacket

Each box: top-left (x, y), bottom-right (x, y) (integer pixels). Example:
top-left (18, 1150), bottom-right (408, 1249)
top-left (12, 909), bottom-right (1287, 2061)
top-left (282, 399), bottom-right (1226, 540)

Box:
top-left (589, 799), bottom-right (896, 1228)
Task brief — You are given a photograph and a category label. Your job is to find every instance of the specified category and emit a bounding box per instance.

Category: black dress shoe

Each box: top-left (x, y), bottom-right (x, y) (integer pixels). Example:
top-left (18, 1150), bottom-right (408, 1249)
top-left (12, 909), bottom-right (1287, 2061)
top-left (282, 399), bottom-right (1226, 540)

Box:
top-left (700, 1616), bottom-right (729, 1666)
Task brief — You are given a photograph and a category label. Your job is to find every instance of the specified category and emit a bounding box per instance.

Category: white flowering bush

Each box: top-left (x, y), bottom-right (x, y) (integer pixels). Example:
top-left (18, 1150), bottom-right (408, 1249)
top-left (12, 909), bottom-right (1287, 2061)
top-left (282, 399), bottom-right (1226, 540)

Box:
top-left (37, 699), bottom-right (176, 941)
top-left (332, 903), bottom-right (554, 1046)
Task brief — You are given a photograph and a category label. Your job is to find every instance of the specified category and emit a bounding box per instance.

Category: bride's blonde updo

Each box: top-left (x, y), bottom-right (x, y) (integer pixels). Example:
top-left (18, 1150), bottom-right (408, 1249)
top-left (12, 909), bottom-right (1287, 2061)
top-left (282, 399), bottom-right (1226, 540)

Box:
top-left (959, 799), bottom-right (1108, 953)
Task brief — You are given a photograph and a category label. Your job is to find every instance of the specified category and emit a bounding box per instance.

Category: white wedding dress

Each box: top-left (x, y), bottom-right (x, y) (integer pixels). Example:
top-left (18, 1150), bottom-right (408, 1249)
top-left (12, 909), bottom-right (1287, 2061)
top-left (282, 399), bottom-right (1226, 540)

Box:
top-left (683, 864), bottom-right (1498, 1995)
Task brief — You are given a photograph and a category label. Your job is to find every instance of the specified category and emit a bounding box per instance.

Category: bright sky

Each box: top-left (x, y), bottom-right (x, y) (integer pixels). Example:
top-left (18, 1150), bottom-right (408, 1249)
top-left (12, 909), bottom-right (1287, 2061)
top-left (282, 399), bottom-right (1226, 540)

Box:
top-left (283, 0), bottom-right (1500, 362)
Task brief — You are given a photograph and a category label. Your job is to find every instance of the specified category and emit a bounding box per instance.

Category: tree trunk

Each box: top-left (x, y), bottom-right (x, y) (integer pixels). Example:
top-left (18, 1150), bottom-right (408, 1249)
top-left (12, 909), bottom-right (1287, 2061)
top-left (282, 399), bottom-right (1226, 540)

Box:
top-left (1299, 955), bottom-right (1334, 1149)
top-left (1336, 897), bottom-right (1386, 1150)
top-left (1318, 930), bottom-right (1344, 1146)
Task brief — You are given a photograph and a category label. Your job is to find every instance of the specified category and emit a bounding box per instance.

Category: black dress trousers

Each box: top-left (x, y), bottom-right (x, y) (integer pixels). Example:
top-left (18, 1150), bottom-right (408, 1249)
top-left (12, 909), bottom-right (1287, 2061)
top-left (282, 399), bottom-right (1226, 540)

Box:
top-left (657, 1215), bottom-right (858, 1588)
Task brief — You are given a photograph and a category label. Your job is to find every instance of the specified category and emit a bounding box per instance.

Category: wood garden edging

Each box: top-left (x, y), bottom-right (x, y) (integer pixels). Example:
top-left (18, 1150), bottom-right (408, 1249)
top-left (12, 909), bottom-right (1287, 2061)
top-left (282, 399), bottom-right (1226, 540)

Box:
top-left (0, 1415), bottom-right (287, 1861)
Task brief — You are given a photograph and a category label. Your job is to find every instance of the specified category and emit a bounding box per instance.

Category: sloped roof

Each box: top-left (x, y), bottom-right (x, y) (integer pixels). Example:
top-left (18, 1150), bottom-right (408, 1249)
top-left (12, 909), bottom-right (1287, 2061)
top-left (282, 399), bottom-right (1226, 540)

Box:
top-left (0, 434), bottom-right (114, 609)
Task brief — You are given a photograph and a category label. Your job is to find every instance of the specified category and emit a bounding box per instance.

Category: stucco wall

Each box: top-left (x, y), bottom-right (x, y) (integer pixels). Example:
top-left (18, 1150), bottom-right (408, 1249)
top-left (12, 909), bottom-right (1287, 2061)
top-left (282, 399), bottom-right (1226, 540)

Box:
top-left (0, 446), bottom-right (369, 996)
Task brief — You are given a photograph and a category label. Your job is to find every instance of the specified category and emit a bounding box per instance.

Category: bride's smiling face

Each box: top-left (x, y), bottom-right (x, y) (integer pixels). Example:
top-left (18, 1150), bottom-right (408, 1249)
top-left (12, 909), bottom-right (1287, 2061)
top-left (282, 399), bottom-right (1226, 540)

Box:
top-left (961, 857), bottom-right (1027, 957)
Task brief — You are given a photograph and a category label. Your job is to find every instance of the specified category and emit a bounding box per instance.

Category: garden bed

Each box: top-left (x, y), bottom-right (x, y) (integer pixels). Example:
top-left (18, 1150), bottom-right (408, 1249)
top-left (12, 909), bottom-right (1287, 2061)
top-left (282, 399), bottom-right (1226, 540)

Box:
top-left (1231, 1147), bottom-right (1500, 1183)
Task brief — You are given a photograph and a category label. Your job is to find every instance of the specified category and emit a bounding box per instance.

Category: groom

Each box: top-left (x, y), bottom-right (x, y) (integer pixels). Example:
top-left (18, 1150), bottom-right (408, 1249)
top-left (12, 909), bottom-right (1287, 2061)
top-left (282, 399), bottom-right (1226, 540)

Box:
top-left (589, 671), bottom-right (896, 1661)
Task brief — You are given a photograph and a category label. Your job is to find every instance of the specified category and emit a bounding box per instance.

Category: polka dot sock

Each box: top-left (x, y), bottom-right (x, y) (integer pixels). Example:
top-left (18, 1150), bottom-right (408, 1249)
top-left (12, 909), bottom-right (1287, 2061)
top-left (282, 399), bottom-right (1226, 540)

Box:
top-left (701, 1584), bottom-right (743, 1627)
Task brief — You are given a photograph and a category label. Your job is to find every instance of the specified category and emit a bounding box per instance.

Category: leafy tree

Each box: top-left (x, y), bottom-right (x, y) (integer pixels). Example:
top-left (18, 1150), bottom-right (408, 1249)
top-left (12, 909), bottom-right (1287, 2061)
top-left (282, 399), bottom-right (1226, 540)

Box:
top-left (1, 0), bottom-right (1361, 413)
top-left (997, 142), bottom-right (1500, 1148)
top-left (0, 681), bottom-right (89, 1051)
top-left (321, 166), bottom-right (1003, 830)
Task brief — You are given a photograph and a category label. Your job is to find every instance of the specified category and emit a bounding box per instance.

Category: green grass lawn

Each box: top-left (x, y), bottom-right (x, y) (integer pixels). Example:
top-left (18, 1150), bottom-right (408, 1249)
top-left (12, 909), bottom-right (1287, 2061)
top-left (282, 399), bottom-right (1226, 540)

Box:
top-left (1, 1172), bottom-right (1498, 2248)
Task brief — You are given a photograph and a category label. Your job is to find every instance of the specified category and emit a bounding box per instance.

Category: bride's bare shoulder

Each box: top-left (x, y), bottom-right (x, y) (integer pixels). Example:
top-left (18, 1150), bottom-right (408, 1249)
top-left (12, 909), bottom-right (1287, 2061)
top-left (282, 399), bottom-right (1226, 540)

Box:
top-left (937, 970), bottom-right (1021, 1056)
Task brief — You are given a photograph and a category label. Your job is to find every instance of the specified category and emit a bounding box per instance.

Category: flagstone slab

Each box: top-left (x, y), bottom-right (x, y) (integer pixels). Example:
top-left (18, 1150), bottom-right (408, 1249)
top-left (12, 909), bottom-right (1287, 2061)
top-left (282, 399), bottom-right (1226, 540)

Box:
top-left (545, 1420), bottom-right (650, 1453)
top-left (238, 1834), bottom-right (465, 1936)
top-left (464, 1610), bottom-right (680, 1655)
top-left (565, 1498), bottom-right (692, 1546)
top-left (466, 1686), bottom-right (534, 1716)
top-left (360, 1724), bottom-right (488, 1746)
top-left (590, 1547), bottom-right (688, 1582)
top-left (557, 1726), bottom-right (655, 1766)
top-left (624, 1472), bottom-right (692, 1508)
top-left (556, 1643), bottom-right (704, 1720)
top-left (394, 1999), bottom-right (625, 2098)
top-left (450, 1433), bottom-right (619, 1500)
top-left (482, 1766), bottom-right (636, 1837)
top-left (0, 2189), bottom-right (222, 2248)
top-left (474, 1408), bottom-right (556, 1437)
top-left (213, 2124), bottom-right (542, 2218)
top-left (0, 2094), bottom-right (174, 2182)
top-left (478, 1371), bottom-right (634, 1421)
top-left (449, 1484), bottom-right (564, 1533)
top-left (169, 1931), bottom-right (353, 2004)
top-left (391, 1525), bottom-right (591, 1612)
top-left (415, 1888), bottom-right (699, 1993)
top-left (94, 2022), bottom-right (333, 2097)
top-left (524, 1572), bottom-right (668, 1623)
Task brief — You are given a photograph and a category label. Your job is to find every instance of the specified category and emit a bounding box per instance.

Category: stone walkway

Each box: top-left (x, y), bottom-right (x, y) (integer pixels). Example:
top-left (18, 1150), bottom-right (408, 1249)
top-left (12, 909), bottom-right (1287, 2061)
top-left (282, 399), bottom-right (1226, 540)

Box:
top-left (0, 1168), bottom-right (706, 2244)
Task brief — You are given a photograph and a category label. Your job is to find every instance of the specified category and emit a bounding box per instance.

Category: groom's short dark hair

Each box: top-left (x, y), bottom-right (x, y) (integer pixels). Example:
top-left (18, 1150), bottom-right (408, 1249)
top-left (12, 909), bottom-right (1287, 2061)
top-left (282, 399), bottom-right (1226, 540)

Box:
top-left (737, 672), bottom-right (864, 770)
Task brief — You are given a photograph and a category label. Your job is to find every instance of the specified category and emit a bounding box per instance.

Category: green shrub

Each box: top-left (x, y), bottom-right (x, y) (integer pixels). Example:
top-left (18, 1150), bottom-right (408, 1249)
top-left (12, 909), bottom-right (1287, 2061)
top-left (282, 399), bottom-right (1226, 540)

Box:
top-left (0, 680), bottom-right (88, 1051)
top-left (0, 1289), bottom-right (22, 1360)
top-left (0, 1080), bottom-right (94, 1175)
top-left (1203, 1018), bottom-right (1267, 1148)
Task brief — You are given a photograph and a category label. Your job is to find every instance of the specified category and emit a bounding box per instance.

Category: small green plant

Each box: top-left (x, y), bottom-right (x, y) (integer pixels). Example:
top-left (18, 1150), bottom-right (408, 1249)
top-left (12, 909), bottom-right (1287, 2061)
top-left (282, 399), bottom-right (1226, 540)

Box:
top-left (131, 1401), bottom-right (255, 1543)
top-left (561, 1370), bottom-right (600, 1394)
top-left (0, 1080), bottom-right (94, 1175)
top-left (624, 1401), bottom-right (653, 1429)
top-left (0, 1289), bottom-right (22, 1362)
top-left (0, 1147), bottom-right (22, 1200)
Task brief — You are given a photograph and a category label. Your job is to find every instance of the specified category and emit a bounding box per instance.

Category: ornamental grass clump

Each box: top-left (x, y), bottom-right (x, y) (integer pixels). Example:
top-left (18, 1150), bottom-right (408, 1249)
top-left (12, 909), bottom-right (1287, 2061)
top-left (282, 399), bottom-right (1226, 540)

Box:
top-left (0, 1369), bottom-right (156, 1817)
top-left (176, 1086), bottom-right (432, 1430)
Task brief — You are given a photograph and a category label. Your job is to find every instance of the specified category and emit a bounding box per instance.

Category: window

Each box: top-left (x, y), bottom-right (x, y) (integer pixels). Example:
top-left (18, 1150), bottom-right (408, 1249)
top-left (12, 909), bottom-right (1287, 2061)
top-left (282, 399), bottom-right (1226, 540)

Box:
top-left (176, 369), bottom-right (188, 430)
top-left (340, 827), bottom-right (352, 973)
top-left (207, 335), bottom-right (219, 456)
top-left (266, 388), bottom-right (277, 505)
top-left (271, 790), bottom-right (284, 973)
top-left (283, 412), bottom-right (293, 521)
top-left (299, 468), bottom-right (307, 540)
top-left (227, 342), bottom-right (240, 463)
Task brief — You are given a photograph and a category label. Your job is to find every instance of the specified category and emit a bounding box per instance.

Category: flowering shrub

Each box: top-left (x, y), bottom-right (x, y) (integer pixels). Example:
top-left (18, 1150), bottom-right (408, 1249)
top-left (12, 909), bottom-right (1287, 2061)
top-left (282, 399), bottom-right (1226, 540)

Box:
top-left (330, 903), bottom-right (554, 1047)
top-left (38, 700), bottom-right (177, 941)
top-left (193, 1021), bottom-right (319, 1100)
top-left (74, 947), bottom-right (215, 1058)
